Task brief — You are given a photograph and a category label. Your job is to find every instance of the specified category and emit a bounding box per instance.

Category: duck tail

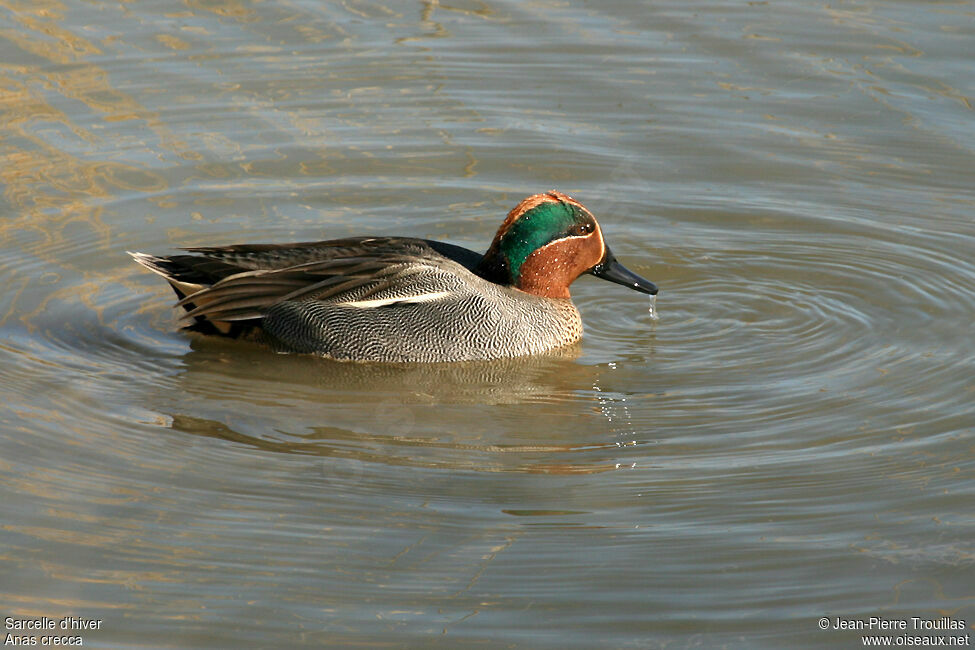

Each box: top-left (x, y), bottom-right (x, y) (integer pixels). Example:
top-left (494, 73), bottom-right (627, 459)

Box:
top-left (128, 251), bottom-right (254, 336)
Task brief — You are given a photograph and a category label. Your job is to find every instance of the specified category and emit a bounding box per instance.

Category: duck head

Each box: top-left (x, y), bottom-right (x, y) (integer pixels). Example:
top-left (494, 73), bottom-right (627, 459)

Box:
top-left (476, 191), bottom-right (658, 299)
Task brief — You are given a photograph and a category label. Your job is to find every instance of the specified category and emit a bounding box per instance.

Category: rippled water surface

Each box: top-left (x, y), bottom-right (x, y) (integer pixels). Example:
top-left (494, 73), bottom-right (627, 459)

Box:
top-left (2, 1), bottom-right (973, 648)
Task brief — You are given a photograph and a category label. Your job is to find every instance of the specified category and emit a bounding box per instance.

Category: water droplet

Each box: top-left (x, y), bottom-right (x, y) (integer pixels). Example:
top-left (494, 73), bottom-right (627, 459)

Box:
top-left (647, 293), bottom-right (659, 320)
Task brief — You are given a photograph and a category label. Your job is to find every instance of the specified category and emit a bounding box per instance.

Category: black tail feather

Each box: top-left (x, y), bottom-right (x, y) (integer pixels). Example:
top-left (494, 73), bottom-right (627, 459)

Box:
top-left (129, 251), bottom-right (263, 338)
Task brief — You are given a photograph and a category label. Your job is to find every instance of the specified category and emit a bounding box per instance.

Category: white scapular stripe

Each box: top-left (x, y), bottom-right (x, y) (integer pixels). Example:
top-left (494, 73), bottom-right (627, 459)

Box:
top-left (339, 291), bottom-right (452, 309)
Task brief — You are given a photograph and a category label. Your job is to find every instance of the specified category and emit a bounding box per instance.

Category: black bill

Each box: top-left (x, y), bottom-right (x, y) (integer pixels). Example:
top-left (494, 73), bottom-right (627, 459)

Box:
top-left (589, 247), bottom-right (658, 295)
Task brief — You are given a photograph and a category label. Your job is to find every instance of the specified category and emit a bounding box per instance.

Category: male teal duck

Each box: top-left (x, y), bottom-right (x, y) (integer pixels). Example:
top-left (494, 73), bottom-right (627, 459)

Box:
top-left (130, 191), bottom-right (657, 362)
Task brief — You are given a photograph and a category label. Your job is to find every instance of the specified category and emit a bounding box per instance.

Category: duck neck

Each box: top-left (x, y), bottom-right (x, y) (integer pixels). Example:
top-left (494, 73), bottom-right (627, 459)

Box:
top-left (474, 247), bottom-right (514, 286)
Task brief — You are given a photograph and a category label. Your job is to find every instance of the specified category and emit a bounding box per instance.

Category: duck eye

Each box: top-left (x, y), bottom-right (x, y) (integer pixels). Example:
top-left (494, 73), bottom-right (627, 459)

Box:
top-left (575, 223), bottom-right (593, 236)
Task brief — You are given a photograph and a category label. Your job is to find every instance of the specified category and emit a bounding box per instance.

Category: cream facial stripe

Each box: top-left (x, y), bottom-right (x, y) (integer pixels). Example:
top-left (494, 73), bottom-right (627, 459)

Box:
top-left (339, 291), bottom-right (452, 309)
top-left (527, 232), bottom-right (597, 258)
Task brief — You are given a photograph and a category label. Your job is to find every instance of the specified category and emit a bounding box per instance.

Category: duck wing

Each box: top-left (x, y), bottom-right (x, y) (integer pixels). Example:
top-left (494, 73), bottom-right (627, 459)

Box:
top-left (182, 237), bottom-right (483, 272)
top-left (130, 238), bottom-right (474, 323)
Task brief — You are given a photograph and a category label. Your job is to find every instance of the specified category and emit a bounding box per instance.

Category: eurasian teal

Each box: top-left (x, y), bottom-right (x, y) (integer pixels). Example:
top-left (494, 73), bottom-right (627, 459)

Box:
top-left (130, 191), bottom-right (657, 362)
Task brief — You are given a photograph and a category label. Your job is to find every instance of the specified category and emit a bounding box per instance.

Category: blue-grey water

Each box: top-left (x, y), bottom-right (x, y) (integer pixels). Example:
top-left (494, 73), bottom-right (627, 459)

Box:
top-left (1, 1), bottom-right (973, 648)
